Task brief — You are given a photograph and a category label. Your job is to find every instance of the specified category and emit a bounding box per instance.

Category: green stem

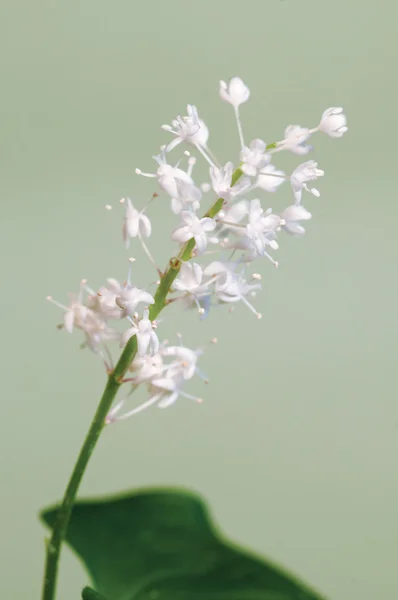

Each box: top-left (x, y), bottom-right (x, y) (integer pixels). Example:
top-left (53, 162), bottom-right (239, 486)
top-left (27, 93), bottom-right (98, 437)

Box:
top-left (41, 167), bottom-right (245, 600)
top-left (41, 337), bottom-right (137, 600)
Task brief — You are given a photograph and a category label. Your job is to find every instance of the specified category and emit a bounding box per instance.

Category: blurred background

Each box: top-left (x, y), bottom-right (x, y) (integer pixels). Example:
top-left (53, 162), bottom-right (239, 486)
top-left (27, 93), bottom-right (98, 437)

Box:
top-left (1, 1), bottom-right (397, 599)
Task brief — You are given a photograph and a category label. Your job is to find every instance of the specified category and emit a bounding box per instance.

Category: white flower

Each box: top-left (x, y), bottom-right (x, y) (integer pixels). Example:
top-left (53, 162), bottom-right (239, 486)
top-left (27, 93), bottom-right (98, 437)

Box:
top-left (129, 352), bottom-right (165, 384)
top-left (170, 181), bottom-right (202, 215)
top-left (150, 367), bottom-right (200, 409)
top-left (172, 211), bottom-right (216, 255)
top-left (219, 77), bottom-right (250, 107)
top-left (280, 204), bottom-right (312, 236)
top-left (240, 139), bottom-right (271, 176)
top-left (108, 279), bottom-right (154, 319)
top-left (290, 160), bottom-right (324, 203)
top-left (161, 345), bottom-right (202, 380)
top-left (319, 107), bottom-right (348, 138)
top-left (87, 279), bottom-right (123, 320)
top-left (82, 320), bottom-right (120, 352)
top-left (47, 282), bottom-right (90, 333)
top-left (204, 262), bottom-right (262, 318)
top-left (280, 125), bottom-right (312, 155)
top-left (174, 262), bottom-right (205, 294)
top-left (121, 308), bottom-right (159, 356)
top-left (122, 198), bottom-right (151, 248)
top-left (162, 104), bottom-right (209, 152)
top-left (256, 164), bottom-right (285, 193)
top-left (229, 200), bottom-right (281, 263)
top-left (47, 283), bottom-right (120, 352)
top-left (173, 262), bottom-right (214, 313)
top-left (209, 162), bottom-right (250, 201)
top-left (136, 151), bottom-right (193, 198)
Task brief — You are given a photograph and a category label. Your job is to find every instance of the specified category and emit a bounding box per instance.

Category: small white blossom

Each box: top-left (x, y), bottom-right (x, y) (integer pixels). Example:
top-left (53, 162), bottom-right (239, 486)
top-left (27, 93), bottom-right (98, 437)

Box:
top-left (103, 278), bottom-right (154, 319)
top-left (136, 151), bottom-right (194, 198)
top-left (122, 198), bottom-right (151, 248)
top-left (220, 199), bottom-right (249, 230)
top-left (129, 352), bottom-right (165, 384)
top-left (209, 162), bottom-right (250, 201)
top-left (172, 211), bottom-right (216, 255)
top-left (228, 200), bottom-right (281, 263)
top-left (170, 181), bottom-right (202, 215)
top-left (256, 164), bottom-right (285, 193)
top-left (319, 107), bottom-right (348, 138)
top-left (280, 204), bottom-right (312, 236)
top-left (47, 283), bottom-right (120, 352)
top-left (161, 345), bottom-right (202, 380)
top-left (290, 160), bottom-right (324, 203)
top-left (219, 77), bottom-right (250, 107)
top-left (82, 320), bottom-right (120, 352)
top-left (173, 262), bottom-right (205, 294)
top-left (87, 279), bottom-right (123, 320)
top-left (121, 308), bottom-right (159, 356)
top-left (162, 104), bottom-right (209, 152)
top-left (280, 125), bottom-right (312, 155)
top-left (173, 262), bottom-right (214, 313)
top-left (204, 262), bottom-right (262, 318)
top-left (150, 368), bottom-right (200, 409)
top-left (47, 282), bottom-right (89, 334)
top-left (240, 139), bottom-right (271, 176)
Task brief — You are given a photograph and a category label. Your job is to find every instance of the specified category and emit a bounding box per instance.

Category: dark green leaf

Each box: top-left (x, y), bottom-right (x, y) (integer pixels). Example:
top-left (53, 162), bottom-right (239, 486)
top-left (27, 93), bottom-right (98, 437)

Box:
top-left (41, 488), bottom-right (326, 600)
top-left (82, 587), bottom-right (109, 600)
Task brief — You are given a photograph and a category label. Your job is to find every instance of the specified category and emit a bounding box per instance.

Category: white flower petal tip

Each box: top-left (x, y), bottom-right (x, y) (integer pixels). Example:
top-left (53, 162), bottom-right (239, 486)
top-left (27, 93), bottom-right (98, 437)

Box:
top-left (319, 107), bottom-right (348, 138)
top-left (219, 77), bottom-right (250, 107)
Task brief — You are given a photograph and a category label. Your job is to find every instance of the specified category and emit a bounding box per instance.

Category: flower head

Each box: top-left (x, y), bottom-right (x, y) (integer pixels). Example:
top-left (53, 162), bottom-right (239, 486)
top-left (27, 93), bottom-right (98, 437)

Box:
top-left (240, 139), bottom-right (271, 176)
top-left (172, 211), bottom-right (216, 255)
top-left (162, 104), bottom-right (209, 152)
top-left (290, 160), bottom-right (324, 203)
top-left (319, 107), bottom-right (348, 138)
top-left (280, 125), bottom-right (312, 155)
top-left (121, 308), bottom-right (159, 357)
top-left (219, 77), bottom-right (250, 108)
top-left (279, 204), bottom-right (312, 236)
top-left (209, 162), bottom-right (250, 200)
top-left (122, 198), bottom-right (151, 248)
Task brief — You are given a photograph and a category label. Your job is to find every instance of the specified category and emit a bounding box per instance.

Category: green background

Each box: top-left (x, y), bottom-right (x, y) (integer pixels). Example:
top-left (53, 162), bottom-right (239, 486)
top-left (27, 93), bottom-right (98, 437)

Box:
top-left (1, 1), bottom-right (396, 599)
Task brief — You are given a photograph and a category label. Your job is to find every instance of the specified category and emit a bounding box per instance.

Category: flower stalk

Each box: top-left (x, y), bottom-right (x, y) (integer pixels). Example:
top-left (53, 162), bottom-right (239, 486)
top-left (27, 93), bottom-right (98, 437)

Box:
top-left (41, 174), bottom-right (242, 600)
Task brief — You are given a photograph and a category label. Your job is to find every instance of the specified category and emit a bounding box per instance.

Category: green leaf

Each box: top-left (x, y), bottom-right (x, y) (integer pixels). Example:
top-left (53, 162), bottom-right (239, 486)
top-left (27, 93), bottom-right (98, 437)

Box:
top-left (41, 488), bottom-right (326, 600)
top-left (82, 587), bottom-right (109, 600)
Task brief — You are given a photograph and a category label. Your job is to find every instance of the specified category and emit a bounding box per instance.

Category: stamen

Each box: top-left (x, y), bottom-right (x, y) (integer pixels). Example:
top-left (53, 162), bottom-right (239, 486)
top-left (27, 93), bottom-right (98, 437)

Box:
top-left (194, 143), bottom-right (216, 168)
top-left (138, 231), bottom-right (162, 276)
top-left (135, 168), bottom-right (156, 178)
top-left (234, 105), bottom-right (245, 149)
top-left (46, 296), bottom-right (68, 311)
top-left (240, 295), bottom-right (262, 319)
top-left (112, 394), bottom-right (162, 421)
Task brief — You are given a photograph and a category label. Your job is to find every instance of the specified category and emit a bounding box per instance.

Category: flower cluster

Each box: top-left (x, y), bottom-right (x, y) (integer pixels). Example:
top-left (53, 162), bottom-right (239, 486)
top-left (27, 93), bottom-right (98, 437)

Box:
top-left (48, 77), bottom-right (347, 421)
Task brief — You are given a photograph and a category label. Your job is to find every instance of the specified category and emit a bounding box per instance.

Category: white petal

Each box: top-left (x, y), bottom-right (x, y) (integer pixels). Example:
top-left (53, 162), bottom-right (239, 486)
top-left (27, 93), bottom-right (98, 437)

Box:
top-left (281, 205), bottom-right (312, 221)
top-left (137, 332), bottom-right (151, 356)
top-left (194, 233), bottom-right (207, 255)
top-left (64, 310), bottom-right (75, 333)
top-left (172, 226), bottom-right (193, 243)
top-left (139, 214), bottom-right (152, 238)
top-left (157, 391), bottom-right (179, 408)
top-left (200, 217), bottom-right (216, 232)
top-left (120, 328), bottom-right (137, 348)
